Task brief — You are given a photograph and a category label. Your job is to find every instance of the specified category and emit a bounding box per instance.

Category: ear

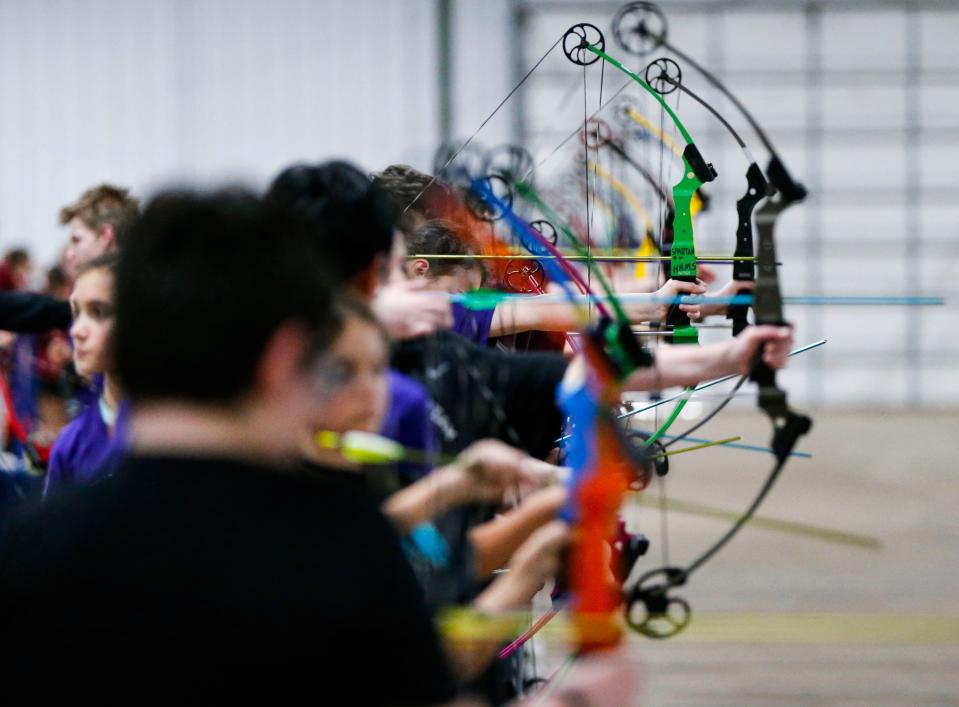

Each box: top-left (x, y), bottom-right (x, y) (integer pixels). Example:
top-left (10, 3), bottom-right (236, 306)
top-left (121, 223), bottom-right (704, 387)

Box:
top-left (409, 259), bottom-right (430, 278)
top-left (254, 322), bottom-right (311, 401)
top-left (98, 223), bottom-right (116, 249)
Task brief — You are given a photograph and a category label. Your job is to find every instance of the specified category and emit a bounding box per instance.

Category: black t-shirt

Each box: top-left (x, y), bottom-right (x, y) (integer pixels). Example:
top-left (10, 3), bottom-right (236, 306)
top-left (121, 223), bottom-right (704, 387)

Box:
top-left (392, 331), bottom-right (569, 704)
top-left (391, 330), bottom-right (567, 459)
top-left (0, 455), bottom-right (457, 705)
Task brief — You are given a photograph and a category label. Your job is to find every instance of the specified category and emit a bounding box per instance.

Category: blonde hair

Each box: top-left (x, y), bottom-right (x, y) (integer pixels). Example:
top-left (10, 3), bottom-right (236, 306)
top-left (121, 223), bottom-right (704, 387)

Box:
top-left (59, 184), bottom-right (140, 243)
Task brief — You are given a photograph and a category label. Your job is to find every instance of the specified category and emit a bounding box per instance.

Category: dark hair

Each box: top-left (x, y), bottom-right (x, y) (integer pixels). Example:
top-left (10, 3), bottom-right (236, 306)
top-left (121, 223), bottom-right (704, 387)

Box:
top-left (46, 265), bottom-right (67, 292)
top-left (371, 164), bottom-right (452, 236)
top-left (335, 294), bottom-right (388, 343)
top-left (406, 219), bottom-right (485, 281)
top-left (115, 189), bottom-right (339, 404)
top-left (266, 161), bottom-right (396, 281)
top-left (77, 251), bottom-right (119, 279)
top-left (3, 248), bottom-right (29, 267)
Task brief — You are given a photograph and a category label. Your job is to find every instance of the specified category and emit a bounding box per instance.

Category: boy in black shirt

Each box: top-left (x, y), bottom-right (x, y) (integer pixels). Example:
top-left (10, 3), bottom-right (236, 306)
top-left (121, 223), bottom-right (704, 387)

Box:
top-left (0, 191), bottom-right (458, 705)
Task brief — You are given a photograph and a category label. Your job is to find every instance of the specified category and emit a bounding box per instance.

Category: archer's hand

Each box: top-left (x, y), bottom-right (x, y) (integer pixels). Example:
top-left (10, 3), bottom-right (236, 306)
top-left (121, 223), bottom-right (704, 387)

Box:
top-left (722, 325), bottom-right (793, 376)
top-left (687, 278), bottom-right (756, 319)
top-left (505, 519), bottom-right (568, 599)
top-left (696, 262), bottom-right (718, 285)
top-left (446, 440), bottom-right (539, 505)
top-left (635, 279), bottom-right (706, 322)
top-left (474, 519), bottom-right (569, 612)
top-left (371, 279), bottom-right (453, 340)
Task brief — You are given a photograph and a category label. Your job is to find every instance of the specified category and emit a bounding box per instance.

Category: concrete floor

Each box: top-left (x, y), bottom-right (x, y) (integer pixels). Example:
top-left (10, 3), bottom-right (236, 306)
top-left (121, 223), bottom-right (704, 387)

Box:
top-left (537, 409), bottom-right (959, 706)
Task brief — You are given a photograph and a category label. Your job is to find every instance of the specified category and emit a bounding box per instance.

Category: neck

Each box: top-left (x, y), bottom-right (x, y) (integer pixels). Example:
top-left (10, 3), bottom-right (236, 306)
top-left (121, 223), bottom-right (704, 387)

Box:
top-left (347, 280), bottom-right (374, 303)
top-left (102, 373), bottom-right (122, 411)
top-left (130, 401), bottom-right (292, 467)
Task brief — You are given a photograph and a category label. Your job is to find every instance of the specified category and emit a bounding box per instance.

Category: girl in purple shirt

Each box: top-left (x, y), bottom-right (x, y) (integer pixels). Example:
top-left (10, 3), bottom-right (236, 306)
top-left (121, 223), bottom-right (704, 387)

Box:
top-left (44, 253), bottom-right (126, 496)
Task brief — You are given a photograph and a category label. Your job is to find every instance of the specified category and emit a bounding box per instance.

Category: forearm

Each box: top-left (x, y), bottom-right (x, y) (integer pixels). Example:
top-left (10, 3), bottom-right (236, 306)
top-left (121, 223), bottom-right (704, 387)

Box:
top-left (470, 487), bottom-right (566, 578)
top-left (623, 341), bottom-right (738, 391)
top-left (382, 465), bottom-right (467, 533)
top-left (491, 300), bottom-right (579, 337)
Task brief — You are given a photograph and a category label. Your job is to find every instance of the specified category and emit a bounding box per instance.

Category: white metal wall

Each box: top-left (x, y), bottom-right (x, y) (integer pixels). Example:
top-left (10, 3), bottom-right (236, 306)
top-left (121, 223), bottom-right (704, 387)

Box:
top-left (0, 0), bottom-right (954, 409)
top-left (514, 0), bottom-right (959, 409)
top-left (0, 0), bottom-right (438, 265)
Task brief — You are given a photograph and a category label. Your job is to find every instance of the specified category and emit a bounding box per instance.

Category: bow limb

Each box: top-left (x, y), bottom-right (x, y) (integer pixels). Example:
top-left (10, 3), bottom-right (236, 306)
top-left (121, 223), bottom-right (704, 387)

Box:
top-left (513, 181), bottom-right (633, 330)
top-left (572, 35), bottom-right (719, 329)
top-left (470, 178), bottom-right (605, 322)
top-left (587, 159), bottom-right (659, 282)
top-left (473, 181), bottom-right (655, 653)
top-left (588, 159), bottom-right (655, 242)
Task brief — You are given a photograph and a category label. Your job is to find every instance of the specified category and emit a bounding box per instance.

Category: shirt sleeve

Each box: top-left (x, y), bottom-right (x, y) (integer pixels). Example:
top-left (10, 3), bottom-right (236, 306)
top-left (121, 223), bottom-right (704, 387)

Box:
top-left (451, 303), bottom-right (495, 346)
top-left (0, 293), bottom-right (71, 333)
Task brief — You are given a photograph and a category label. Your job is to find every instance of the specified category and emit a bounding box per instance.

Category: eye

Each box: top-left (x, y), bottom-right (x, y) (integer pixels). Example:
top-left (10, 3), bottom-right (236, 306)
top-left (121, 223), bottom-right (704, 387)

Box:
top-left (313, 357), bottom-right (358, 389)
top-left (89, 304), bottom-right (115, 320)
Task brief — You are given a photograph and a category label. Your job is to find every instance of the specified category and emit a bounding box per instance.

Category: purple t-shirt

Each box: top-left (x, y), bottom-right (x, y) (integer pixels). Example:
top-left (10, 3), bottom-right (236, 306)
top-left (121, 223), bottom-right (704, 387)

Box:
top-left (43, 401), bottom-right (128, 497)
top-left (380, 370), bottom-right (436, 483)
top-left (451, 303), bottom-right (495, 346)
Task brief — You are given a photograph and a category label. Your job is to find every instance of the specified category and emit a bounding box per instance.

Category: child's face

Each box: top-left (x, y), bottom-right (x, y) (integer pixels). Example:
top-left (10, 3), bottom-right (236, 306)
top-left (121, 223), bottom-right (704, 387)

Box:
top-left (69, 268), bottom-right (115, 379)
top-left (64, 218), bottom-right (110, 278)
top-left (386, 231), bottom-right (410, 285)
top-left (311, 317), bottom-right (389, 434)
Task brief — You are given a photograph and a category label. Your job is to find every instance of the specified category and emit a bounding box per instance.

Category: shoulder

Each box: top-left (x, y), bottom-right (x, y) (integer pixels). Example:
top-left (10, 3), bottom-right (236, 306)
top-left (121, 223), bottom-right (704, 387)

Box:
top-left (2, 477), bottom-right (121, 572)
top-left (47, 409), bottom-right (94, 468)
top-left (46, 405), bottom-right (103, 470)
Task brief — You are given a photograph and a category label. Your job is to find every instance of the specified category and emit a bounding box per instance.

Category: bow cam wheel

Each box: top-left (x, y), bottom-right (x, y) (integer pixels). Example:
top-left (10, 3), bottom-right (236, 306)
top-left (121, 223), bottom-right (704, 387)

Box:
top-left (563, 23), bottom-right (605, 66)
top-left (466, 174), bottom-right (513, 222)
top-left (504, 259), bottom-right (546, 293)
top-left (579, 117), bottom-right (613, 149)
top-left (612, 2), bottom-right (668, 57)
top-left (645, 57), bottom-right (682, 95)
